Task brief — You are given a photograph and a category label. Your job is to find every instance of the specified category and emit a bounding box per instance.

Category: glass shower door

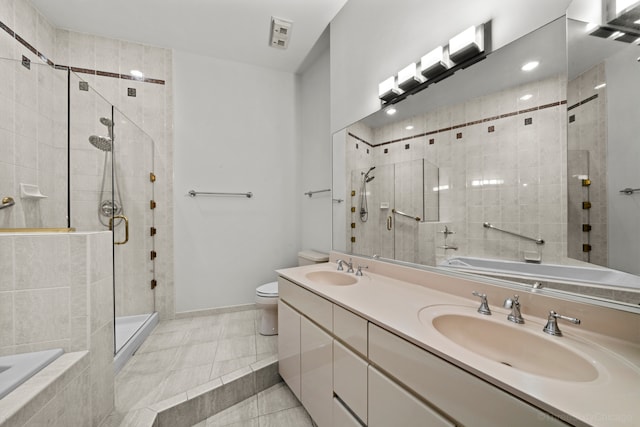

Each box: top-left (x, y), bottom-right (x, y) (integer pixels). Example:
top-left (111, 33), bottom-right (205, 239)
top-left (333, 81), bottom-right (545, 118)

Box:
top-left (111, 108), bottom-right (156, 353)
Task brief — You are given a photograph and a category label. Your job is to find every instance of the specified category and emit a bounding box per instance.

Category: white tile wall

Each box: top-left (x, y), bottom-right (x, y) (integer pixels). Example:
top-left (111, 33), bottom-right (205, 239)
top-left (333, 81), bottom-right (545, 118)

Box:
top-left (345, 75), bottom-right (568, 265)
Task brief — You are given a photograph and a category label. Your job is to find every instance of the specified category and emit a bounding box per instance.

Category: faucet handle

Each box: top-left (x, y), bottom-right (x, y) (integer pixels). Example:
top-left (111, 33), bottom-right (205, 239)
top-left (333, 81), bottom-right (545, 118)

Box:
top-left (346, 258), bottom-right (354, 273)
top-left (336, 259), bottom-right (344, 271)
top-left (505, 295), bottom-right (524, 324)
top-left (543, 310), bottom-right (581, 336)
top-left (355, 265), bottom-right (368, 276)
top-left (472, 291), bottom-right (491, 315)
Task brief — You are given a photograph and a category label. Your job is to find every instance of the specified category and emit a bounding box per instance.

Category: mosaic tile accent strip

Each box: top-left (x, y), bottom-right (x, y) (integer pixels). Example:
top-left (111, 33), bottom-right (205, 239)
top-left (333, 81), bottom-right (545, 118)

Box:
top-left (351, 100), bottom-right (567, 149)
top-left (567, 94), bottom-right (599, 111)
top-left (0, 19), bottom-right (165, 85)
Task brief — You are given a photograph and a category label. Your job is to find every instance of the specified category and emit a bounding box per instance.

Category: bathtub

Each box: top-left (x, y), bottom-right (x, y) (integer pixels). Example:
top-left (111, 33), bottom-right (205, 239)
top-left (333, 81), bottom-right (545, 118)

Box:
top-left (440, 256), bottom-right (640, 290)
top-left (0, 349), bottom-right (64, 399)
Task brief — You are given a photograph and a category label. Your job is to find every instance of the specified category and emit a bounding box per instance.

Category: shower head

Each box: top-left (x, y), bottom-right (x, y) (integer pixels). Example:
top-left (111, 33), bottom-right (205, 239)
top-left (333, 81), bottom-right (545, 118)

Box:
top-left (366, 176), bottom-right (375, 183)
top-left (99, 117), bottom-right (113, 127)
top-left (362, 165), bottom-right (376, 181)
top-left (89, 135), bottom-right (112, 152)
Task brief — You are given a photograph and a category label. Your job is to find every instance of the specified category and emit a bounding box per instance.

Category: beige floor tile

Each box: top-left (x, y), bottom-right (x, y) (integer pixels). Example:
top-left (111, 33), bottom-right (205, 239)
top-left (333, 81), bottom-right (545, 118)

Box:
top-left (172, 341), bottom-right (218, 370)
top-left (258, 406), bottom-right (313, 427)
top-left (210, 355), bottom-right (258, 380)
top-left (158, 364), bottom-right (213, 401)
top-left (154, 317), bottom-right (197, 334)
top-left (204, 395), bottom-right (259, 426)
top-left (118, 347), bottom-right (179, 378)
top-left (184, 325), bottom-right (223, 345)
top-left (257, 382), bottom-right (300, 416)
top-left (221, 319), bottom-right (257, 339)
top-left (215, 336), bottom-right (256, 362)
top-left (115, 371), bottom-right (167, 412)
top-left (136, 329), bottom-right (186, 354)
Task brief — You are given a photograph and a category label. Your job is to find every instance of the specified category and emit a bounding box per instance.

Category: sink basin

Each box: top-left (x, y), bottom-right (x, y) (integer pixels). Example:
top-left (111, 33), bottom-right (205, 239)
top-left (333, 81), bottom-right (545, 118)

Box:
top-left (419, 307), bottom-right (598, 382)
top-left (305, 271), bottom-right (358, 286)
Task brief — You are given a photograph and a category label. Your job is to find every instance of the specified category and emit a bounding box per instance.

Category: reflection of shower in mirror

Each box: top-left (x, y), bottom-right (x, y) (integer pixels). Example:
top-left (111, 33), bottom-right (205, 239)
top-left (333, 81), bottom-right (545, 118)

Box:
top-left (359, 166), bottom-right (375, 222)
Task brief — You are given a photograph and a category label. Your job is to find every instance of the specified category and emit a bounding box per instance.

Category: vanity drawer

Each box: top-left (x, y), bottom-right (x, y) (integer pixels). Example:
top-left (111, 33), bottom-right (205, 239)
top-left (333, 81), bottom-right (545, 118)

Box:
top-left (333, 304), bottom-right (368, 357)
top-left (333, 340), bottom-right (367, 424)
top-left (368, 324), bottom-right (570, 427)
top-left (368, 365), bottom-right (453, 427)
top-left (333, 397), bottom-right (363, 427)
top-left (278, 277), bottom-right (332, 331)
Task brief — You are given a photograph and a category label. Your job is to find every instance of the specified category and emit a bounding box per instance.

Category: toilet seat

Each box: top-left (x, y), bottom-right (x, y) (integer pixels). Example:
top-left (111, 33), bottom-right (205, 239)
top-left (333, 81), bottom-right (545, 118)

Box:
top-left (256, 281), bottom-right (278, 298)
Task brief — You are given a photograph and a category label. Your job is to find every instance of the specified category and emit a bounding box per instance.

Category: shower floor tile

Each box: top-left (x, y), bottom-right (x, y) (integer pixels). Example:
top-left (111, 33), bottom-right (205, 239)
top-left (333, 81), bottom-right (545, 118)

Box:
top-left (107, 308), bottom-right (279, 426)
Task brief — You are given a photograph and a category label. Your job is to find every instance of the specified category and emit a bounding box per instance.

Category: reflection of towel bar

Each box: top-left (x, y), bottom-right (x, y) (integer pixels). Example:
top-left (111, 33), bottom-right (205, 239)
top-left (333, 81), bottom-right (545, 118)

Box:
top-left (483, 222), bottom-right (544, 245)
top-left (304, 189), bottom-right (331, 197)
top-left (188, 190), bottom-right (253, 198)
top-left (392, 208), bottom-right (421, 222)
top-left (619, 187), bottom-right (640, 195)
top-left (0, 197), bottom-right (15, 210)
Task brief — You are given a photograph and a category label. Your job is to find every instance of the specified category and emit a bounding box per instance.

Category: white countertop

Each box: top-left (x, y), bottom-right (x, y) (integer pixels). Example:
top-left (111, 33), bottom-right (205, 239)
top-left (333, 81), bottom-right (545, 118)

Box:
top-left (277, 261), bottom-right (640, 427)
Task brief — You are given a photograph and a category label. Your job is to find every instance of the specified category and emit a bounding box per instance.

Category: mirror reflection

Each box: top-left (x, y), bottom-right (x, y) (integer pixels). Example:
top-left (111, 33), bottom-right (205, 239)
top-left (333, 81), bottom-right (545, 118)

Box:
top-left (332, 15), bottom-right (640, 308)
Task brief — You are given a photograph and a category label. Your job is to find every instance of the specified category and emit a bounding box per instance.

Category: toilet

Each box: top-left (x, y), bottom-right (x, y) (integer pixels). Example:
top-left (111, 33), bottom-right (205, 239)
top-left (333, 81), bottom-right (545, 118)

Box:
top-left (256, 250), bottom-right (329, 336)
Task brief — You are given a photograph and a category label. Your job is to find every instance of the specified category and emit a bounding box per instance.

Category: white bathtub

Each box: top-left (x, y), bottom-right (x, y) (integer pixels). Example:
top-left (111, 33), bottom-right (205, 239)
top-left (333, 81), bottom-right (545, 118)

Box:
top-left (440, 256), bottom-right (640, 290)
top-left (0, 349), bottom-right (64, 399)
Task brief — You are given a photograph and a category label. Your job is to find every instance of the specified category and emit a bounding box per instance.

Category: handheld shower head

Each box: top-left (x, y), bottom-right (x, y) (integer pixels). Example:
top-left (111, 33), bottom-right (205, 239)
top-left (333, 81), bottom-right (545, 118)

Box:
top-left (99, 117), bottom-right (113, 127)
top-left (366, 176), bottom-right (375, 183)
top-left (89, 135), bottom-right (112, 152)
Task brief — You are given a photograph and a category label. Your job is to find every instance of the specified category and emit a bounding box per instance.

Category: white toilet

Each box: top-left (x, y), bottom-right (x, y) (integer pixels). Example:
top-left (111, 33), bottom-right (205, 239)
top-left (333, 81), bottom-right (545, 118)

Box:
top-left (256, 250), bottom-right (329, 336)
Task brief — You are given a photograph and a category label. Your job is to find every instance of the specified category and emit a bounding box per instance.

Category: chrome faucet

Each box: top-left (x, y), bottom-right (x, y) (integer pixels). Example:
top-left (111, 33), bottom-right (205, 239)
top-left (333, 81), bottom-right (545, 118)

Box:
top-left (543, 310), bottom-right (581, 336)
top-left (472, 291), bottom-right (491, 315)
top-left (355, 265), bottom-right (368, 276)
top-left (337, 258), bottom-right (354, 273)
top-left (503, 295), bottom-right (524, 324)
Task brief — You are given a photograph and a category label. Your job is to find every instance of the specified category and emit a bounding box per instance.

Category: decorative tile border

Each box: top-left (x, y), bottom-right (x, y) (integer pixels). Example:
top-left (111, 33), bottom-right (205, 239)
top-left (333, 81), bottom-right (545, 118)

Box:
top-left (349, 99), bottom-right (567, 148)
top-left (567, 93), bottom-right (598, 111)
top-left (0, 19), bottom-right (165, 85)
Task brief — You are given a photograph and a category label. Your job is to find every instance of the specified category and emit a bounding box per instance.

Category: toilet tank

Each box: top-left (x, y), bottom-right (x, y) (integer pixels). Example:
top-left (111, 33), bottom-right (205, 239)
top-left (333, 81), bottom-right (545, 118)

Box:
top-left (298, 250), bottom-right (329, 266)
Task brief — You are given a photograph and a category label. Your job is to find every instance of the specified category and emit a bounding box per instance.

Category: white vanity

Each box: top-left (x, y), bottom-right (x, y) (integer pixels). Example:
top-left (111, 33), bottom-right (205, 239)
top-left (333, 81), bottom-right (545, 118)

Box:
top-left (277, 253), bottom-right (640, 427)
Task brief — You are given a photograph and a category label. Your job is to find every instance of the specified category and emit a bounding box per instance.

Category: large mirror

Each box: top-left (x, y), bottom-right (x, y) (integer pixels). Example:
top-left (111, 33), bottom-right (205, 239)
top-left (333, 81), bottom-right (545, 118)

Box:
top-left (332, 8), bottom-right (640, 309)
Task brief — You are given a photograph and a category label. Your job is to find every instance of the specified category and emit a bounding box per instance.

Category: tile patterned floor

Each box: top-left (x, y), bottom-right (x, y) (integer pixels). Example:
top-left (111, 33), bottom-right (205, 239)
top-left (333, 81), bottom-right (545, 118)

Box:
top-left (193, 382), bottom-right (314, 427)
top-left (102, 309), bottom-right (290, 426)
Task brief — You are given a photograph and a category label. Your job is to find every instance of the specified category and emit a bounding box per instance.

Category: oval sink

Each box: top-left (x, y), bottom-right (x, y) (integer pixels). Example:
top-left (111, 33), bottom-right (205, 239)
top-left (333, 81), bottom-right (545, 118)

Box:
top-left (305, 271), bottom-right (358, 286)
top-left (420, 308), bottom-right (598, 382)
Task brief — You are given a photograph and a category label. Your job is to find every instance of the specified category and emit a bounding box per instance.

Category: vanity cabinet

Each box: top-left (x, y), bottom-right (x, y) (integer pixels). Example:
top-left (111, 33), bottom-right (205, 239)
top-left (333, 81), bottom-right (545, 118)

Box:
top-left (368, 365), bottom-right (453, 427)
top-left (300, 317), bottom-right (333, 427)
top-left (368, 323), bottom-right (570, 427)
top-left (334, 397), bottom-right (364, 427)
top-left (277, 300), bottom-right (301, 399)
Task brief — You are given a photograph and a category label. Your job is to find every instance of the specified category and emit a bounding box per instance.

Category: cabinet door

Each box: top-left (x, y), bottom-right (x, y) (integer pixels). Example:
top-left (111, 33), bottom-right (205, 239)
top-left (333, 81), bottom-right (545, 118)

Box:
top-left (301, 317), bottom-right (333, 427)
top-left (368, 366), bottom-right (454, 427)
top-left (278, 300), bottom-right (301, 399)
top-left (334, 340), bottom-right (367, 424)
top-left (334, 397), bottom-right (364, 427)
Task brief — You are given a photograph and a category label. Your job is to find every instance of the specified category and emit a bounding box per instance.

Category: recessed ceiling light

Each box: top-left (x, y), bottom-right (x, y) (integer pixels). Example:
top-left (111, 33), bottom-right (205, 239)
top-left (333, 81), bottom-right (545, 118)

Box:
top-left (520, 94), bottom-right (533, 101)
top-left (130, 69), bottom-right (144, 78)
top-left (405, 125), bottom-right (414, 130)
top-left (386, 107), bottom-right (397, 115)
top-left (594, 83), bottom-right (606, 90)
top-left (521, 61), bottom-right (539, 72)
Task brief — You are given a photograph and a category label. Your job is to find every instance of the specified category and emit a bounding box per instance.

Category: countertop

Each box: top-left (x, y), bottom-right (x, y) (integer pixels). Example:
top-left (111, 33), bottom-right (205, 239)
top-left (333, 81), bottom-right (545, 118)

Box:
top-left (277, 260), bottom-right (640, 427)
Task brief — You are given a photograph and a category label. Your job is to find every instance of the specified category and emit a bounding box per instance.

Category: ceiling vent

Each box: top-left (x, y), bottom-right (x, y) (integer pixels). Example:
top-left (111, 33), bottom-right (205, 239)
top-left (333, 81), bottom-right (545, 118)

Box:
top-left (270, 17), bottom-right (293, 49)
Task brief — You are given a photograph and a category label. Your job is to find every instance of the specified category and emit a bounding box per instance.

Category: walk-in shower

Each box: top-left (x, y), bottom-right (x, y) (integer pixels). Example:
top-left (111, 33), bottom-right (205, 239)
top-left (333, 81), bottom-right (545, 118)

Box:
top-left (359, 166), bottom-right (375, 222)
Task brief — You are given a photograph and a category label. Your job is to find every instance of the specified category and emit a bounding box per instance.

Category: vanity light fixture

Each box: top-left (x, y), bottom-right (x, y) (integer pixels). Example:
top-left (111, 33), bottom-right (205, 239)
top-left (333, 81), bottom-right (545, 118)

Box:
top-left (405, 125), bottom-right (414, 130)
top-left (397, 62), bottom-right (426, 91)
top-left (521, 61), bottom-right (539, 71)
top-left (130, 69), bottom-right (144, 78)
top-left (378, 75), bottom-right (404, 103)
top-left (520, 94), bottom-right (533, 101)
top-left (594, 83), bottom-right (607, 90)
top-left (385, 107), bottom-right (397, 116)
top-left (420, 46), bottom-right (451, 79)
top-left (378, 22), bottom-right (488, 105)
top-left (449, 24), bottom-right (485, 63)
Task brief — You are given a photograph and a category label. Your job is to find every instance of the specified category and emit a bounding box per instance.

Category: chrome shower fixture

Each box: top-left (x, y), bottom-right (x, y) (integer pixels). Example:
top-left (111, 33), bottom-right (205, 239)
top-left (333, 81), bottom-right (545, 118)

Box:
top-left (88, 135), bottom-right (113, 152)
top-left (100, 116), bottom-right (114, 138)
top-left (359, 166), bottom-right (376, 222)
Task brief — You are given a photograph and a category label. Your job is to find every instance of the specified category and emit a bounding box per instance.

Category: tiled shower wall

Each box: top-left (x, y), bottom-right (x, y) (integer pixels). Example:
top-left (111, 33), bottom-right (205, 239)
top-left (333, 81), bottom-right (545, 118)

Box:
top-left (0, 231), bottom-right (115, 426)
top-left (346, 75), bottom-right (568, 265)
top-left (0, 0), bottom-right (175, 320)
top-left (567, 63), bottom-right (608, 267)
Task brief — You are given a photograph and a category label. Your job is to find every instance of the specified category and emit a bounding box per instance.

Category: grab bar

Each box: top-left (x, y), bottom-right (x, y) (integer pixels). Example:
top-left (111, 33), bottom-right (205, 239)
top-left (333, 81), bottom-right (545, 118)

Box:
top-left (392, 208), bottom-right (421, 222)
top-left (483, 222), bottom-right (544, 245)
top-left (304, 189), bottom-right (331, 197)
top-left (620, 187), bottom-right (640, 195)
top-left (0, 197), bottom-right (15, 210)
top-left (188, 190), bottom-right (253, 198)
